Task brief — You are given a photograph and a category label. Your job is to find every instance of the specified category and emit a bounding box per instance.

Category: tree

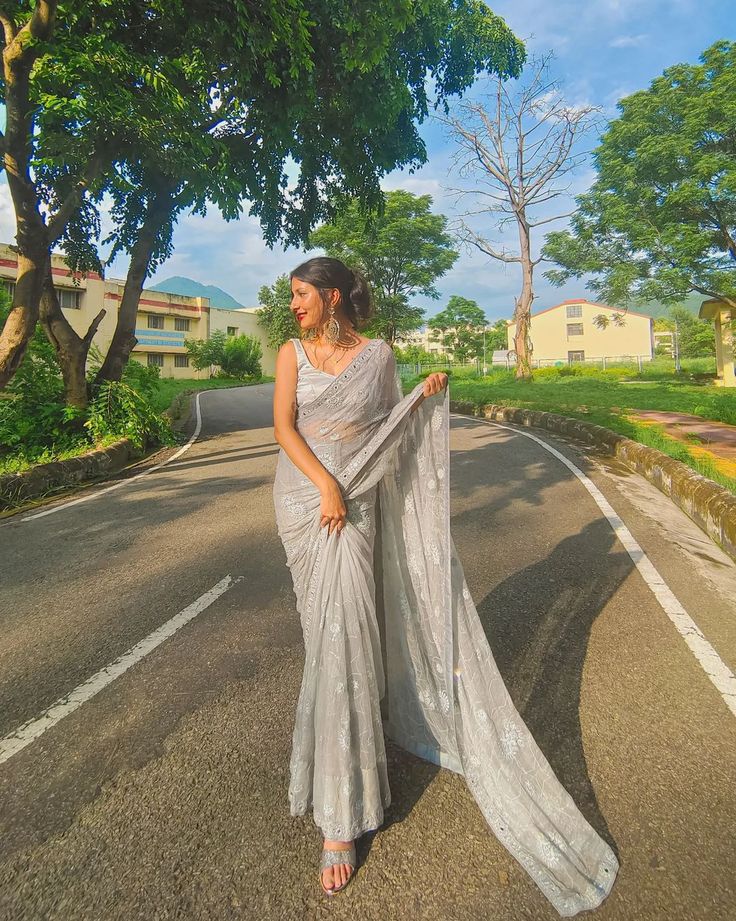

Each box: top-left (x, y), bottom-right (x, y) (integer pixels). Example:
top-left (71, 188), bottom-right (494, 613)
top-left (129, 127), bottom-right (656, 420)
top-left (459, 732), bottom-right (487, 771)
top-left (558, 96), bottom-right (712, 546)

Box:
top-left (486, 317), bottom-right (510, 351)
top-left (428, 295), bottom-right (487, 361)
top-left (543, 40), bottom-right (736, 312)
top-left (665, 306), bottom-right (716, 358)
top-left (308, 190), bottom-right (460, 344)
top-left (0, 0), bottom-right (524, 396)
top-left (437, 53), bottom-right (598, 378)
top-left (393, 343), bottom-right (436, 364)
top-left (257, 274), bottom-right (295, 350)
top-left (0, 0), bottom-right (525, 396)
top-left (185, 330), bottom-right (262, 378)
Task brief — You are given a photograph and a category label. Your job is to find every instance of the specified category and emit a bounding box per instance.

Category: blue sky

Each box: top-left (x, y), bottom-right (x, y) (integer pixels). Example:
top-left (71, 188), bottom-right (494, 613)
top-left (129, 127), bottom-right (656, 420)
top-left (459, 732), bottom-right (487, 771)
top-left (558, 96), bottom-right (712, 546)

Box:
top-left (0, 0), bottom-right (729, 325)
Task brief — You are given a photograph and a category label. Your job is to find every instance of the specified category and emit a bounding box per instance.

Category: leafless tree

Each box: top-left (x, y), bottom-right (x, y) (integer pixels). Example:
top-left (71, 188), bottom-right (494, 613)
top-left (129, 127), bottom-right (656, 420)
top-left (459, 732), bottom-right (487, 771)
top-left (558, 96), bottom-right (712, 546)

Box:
top-left (436, 54), bottom-right (599, 378)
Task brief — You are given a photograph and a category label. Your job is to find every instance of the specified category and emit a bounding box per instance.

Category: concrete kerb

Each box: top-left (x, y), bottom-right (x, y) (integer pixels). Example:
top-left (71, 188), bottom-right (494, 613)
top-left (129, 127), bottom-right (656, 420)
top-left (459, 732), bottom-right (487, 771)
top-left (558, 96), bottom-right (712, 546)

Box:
top-left (0, 390), bottom-right (193, 512)
top-left (0, 436), bottom-right (140, 509)
top-left (450, 399), bottom-right (736, 565)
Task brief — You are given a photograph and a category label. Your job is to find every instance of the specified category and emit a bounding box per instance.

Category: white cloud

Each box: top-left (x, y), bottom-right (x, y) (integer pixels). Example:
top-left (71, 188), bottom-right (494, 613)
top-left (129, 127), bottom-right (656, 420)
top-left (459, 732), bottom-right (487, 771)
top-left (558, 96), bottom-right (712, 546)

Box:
top-left (609, 34), bottom-right (648, 48)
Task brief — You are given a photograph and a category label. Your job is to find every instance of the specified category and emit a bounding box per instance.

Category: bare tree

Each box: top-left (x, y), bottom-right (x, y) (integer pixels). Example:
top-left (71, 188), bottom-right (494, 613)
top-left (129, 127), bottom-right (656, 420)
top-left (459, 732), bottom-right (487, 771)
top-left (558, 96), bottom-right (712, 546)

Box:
top-left (437, 54), bottom-right (598, 378)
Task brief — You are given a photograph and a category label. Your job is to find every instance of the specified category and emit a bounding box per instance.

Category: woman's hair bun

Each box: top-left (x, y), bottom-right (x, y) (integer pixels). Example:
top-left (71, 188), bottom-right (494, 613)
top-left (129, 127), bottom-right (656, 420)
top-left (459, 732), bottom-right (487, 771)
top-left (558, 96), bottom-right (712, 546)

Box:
top-left (290, 257), bottom-right (375, 329)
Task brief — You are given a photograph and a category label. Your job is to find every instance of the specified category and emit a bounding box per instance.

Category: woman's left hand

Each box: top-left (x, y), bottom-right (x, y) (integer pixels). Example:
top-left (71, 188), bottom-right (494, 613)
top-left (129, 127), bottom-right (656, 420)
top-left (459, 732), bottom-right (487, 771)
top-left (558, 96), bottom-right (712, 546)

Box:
top-left (422, 371), bottom-right (448, 397)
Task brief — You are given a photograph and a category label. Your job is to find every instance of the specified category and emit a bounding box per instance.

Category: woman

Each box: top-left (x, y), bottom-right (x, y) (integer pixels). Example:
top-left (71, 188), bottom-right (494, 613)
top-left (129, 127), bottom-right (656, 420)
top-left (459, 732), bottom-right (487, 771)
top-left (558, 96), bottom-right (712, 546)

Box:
top-left (272, 256), bottom-right (618, 913)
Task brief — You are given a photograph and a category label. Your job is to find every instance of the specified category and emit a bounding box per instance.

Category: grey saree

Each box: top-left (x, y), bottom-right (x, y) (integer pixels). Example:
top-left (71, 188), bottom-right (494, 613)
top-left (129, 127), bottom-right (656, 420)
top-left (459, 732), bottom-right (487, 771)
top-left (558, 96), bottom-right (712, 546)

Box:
top-left (272, 337), bottom-right (618, 916)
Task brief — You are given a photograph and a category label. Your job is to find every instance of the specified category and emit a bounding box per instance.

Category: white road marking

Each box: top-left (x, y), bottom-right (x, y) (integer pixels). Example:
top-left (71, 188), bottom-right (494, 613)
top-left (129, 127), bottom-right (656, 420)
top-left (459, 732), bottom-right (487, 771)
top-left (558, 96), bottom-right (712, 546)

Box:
top-left (21, 389), bottom-right (206, 521)
top-left (0, 575), bottom-right (242, 765)
top-left (462, 414), bottom-right (736, 719)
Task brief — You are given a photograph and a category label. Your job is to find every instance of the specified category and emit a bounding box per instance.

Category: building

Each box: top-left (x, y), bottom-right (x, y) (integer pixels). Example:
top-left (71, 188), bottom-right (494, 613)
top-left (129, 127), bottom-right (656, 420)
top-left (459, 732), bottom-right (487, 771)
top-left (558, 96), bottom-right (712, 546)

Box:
top-left (395, 326), bottom-right (449, 356)
top-left (506, 299), bottom-right (654, 364)
top-left (0, 243), bottom-right (277, 378)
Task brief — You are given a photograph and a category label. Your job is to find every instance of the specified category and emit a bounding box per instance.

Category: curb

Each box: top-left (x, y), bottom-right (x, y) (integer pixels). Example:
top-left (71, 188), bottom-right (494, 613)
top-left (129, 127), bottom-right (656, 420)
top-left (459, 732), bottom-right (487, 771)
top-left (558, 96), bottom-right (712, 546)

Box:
top-left (450, 399), bottom-right (736, 565)
top-left (0, 437), bottom-right (140, 510)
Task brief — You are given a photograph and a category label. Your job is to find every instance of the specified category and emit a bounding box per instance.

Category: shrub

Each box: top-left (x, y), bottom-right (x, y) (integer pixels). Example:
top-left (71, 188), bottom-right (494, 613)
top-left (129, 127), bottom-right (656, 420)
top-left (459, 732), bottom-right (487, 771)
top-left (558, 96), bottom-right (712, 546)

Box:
top-left (84, 380), bottom-right (177, 450)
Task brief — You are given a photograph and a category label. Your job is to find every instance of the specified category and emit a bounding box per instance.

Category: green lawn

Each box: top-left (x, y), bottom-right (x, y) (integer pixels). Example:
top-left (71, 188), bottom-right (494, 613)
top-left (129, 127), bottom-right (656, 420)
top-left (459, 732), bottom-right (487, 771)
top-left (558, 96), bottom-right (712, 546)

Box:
top-left (403, 363), bottom-right (736, 495)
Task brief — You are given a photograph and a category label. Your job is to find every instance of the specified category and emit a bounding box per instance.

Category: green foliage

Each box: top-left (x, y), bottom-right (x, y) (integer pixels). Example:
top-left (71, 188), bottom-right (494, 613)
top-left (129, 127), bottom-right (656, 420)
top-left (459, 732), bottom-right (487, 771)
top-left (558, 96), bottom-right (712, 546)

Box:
top-left (308, 190), bottom-right (459, 340)
top-left (544, 40), bottom-right (736, 306)
top-left (257, 274), bottom-right (297, 349)
top-left (428, 295), bottom-right (488, 361)
top-left (185, 330), bottom-right (262, 379)
top-left (393, 344), bottom-right (437, 364)
top-left (33, 1), bottom-right (523, 274)
top-left (0, 292), bottom-right (175, 471)
top-left (221, 334), bottom-right (263, 379)
top-left (84, 380), bottom-right (177, 450)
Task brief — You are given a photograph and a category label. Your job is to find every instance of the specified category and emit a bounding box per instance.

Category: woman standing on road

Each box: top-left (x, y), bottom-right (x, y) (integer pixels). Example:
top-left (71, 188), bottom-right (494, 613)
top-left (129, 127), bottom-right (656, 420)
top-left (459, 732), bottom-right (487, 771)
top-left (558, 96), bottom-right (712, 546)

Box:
top-left (271, 256), bottom-right (618, 913)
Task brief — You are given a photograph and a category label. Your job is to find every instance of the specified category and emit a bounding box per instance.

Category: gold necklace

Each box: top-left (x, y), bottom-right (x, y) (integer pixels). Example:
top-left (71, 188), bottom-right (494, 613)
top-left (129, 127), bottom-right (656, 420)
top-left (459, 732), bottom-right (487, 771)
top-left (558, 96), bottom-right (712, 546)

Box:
top-left (309, 331), bottom-right (361, 373)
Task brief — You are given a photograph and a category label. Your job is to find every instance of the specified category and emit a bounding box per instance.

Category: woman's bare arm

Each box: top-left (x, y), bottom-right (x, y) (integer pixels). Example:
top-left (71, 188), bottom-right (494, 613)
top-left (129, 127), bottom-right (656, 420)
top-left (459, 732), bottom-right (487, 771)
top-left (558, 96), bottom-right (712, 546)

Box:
top-left (272, 341), bottom-right (335, 491)
top-left (273, 341), bottom-right (348, 534)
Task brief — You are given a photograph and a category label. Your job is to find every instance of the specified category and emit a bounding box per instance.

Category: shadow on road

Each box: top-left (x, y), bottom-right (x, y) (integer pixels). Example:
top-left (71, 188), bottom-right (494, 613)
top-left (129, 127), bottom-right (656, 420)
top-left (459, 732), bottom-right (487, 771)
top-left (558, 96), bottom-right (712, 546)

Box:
top-left (474, 516), bottom-right (628, 858)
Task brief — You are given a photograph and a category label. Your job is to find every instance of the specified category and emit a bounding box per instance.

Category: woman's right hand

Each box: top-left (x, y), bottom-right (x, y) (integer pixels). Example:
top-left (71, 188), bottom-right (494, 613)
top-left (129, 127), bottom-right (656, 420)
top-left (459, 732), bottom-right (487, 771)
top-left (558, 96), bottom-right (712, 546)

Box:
top-left (319, 477), bottom-right (347, 535)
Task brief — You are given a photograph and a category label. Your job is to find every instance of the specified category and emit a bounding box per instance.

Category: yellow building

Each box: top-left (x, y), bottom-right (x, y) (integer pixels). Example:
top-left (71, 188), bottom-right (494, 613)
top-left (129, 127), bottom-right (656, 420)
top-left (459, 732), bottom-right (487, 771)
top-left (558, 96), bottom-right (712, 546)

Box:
top-left (506, 299), bottom-right (654, 365)
top-left (0, 243), bottom-right (277, 378)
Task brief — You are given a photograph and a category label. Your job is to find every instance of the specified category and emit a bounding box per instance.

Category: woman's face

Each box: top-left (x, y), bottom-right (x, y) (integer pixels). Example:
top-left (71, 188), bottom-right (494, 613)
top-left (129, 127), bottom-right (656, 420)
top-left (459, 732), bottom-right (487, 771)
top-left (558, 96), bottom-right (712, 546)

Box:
top-left (290, 277), bottom-right (337, 331)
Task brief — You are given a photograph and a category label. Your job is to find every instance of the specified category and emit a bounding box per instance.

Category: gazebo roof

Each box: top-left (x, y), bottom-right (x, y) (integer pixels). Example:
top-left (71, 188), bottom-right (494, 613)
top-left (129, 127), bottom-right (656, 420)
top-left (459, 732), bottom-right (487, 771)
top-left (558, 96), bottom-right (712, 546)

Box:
top-left (699, 298), bottom-right (732, 320)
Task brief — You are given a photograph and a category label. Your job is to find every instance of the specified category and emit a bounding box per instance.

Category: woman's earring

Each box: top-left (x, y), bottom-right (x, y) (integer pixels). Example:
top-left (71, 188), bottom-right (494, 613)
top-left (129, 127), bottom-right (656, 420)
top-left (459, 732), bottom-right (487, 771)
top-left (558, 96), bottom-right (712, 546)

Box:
top-left (325, 306), bottom-right (340, 345)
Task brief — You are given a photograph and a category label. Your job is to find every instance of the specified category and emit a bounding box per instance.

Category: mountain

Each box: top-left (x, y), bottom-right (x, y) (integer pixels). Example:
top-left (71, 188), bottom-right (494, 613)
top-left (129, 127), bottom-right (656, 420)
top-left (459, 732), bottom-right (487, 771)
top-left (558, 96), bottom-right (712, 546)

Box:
top-left (149, 275), bottom-right (244, 310)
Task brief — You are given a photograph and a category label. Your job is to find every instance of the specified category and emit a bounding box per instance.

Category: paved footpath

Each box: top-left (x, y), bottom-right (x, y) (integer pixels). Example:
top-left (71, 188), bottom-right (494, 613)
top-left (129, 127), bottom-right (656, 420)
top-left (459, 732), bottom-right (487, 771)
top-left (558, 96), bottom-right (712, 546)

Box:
top-left (0, 383), bottom-right (734, 921)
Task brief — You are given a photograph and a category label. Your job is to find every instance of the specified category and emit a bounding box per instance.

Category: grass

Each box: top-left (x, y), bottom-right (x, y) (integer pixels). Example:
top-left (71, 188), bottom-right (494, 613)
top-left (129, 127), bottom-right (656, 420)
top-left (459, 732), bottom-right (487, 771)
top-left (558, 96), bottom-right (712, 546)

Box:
top-left (403, 362), bottom-right (736, 495)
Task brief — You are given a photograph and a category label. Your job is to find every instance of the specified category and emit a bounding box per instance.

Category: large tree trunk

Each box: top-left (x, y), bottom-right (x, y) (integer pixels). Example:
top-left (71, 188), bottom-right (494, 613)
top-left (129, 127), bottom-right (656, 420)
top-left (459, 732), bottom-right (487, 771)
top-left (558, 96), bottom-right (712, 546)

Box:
top-left (39, 267), bottom-right (105, 410)
top-left (95, 186), bottom-right (174, 384)
top-left (513, 214), bottom-right (534, 380)
top-left (0, 3), bottom-right (58, 388)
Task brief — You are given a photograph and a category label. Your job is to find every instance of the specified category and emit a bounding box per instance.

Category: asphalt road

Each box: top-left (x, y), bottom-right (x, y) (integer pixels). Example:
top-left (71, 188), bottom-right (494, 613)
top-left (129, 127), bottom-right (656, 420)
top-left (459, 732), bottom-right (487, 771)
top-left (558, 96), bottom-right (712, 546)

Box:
top-left (1, 382), bottom-right (735, 921)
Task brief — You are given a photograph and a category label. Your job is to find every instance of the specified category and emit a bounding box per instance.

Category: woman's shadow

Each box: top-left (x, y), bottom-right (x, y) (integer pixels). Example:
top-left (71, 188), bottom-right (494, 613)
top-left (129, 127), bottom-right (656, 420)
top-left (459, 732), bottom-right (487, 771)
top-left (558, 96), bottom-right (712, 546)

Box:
top-left (363, 515), bottom-right (627, 868)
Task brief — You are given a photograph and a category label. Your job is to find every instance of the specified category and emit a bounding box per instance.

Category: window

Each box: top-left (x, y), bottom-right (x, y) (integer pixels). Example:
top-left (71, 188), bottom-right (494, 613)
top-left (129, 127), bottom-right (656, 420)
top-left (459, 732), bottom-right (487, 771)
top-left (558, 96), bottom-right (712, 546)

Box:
top-left (148, 314), bottom-right (165, 329)
top-left (174, 317), bottom-right (190, 331)
top-left (3, 281), bottom-right (16, 299)
top-left (147, 353), bottom-right (164, 367)
top-left (174, 354), bottom-right (190, 368)
top-left (227, 326), bottom-right (238, 336)
top-left (567, 323), bottom-right (584, 336)
top-left (568, 350), bottom-right (585, 363)
top-left (57, 287), bottom-right (81, 309)
top-left (566, 304), bottom-right (583, 318)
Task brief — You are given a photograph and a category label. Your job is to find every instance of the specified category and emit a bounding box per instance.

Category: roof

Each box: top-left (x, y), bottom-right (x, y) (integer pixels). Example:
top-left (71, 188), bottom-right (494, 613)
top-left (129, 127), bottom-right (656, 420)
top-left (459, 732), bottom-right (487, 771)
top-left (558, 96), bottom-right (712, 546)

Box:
top-left (506, 299), bottom-right (654, 325)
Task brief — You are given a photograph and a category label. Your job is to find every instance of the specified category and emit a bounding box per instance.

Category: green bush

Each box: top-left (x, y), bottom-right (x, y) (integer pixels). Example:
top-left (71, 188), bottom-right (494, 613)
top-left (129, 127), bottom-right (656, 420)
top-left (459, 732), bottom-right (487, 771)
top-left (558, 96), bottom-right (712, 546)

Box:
top-left (185, 330), bottom-right (263, 379)
top-left (85, 380), bottom-right (177, 450)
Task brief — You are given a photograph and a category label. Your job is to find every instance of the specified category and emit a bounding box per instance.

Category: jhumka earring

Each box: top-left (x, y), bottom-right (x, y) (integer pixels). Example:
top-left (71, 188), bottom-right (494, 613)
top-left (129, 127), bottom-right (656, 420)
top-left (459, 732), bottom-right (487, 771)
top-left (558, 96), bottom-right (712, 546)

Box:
top-left (324, 305), bottom-right (340, 345)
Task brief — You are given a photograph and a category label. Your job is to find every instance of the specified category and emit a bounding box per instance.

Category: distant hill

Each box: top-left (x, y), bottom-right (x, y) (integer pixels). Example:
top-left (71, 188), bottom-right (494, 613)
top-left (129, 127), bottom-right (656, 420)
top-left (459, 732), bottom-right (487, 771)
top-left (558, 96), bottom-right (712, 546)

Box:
top-left (622, 293), bottom-right (706, 319)
top-left (149, 275), bottom-right (244, 310)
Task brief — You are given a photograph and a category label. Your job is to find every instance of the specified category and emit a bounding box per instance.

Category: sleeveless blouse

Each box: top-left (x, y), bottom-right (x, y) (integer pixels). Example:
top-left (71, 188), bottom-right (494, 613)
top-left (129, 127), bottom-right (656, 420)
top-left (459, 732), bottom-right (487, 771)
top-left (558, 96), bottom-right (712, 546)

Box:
top-left (291, 337), bottom-right (363, 407)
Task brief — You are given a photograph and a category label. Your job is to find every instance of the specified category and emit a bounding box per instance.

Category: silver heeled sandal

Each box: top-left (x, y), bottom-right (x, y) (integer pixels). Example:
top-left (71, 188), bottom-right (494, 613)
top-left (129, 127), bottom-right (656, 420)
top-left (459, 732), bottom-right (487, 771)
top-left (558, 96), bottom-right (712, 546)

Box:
top-left (319, 842), bottom-right (357, 896)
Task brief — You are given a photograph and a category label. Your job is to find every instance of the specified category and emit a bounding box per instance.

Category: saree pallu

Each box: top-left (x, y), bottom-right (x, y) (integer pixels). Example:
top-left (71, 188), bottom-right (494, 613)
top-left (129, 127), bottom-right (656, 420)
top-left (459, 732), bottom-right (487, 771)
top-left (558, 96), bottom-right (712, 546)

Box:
top-left (272, 339), bottom-right (618, 916)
